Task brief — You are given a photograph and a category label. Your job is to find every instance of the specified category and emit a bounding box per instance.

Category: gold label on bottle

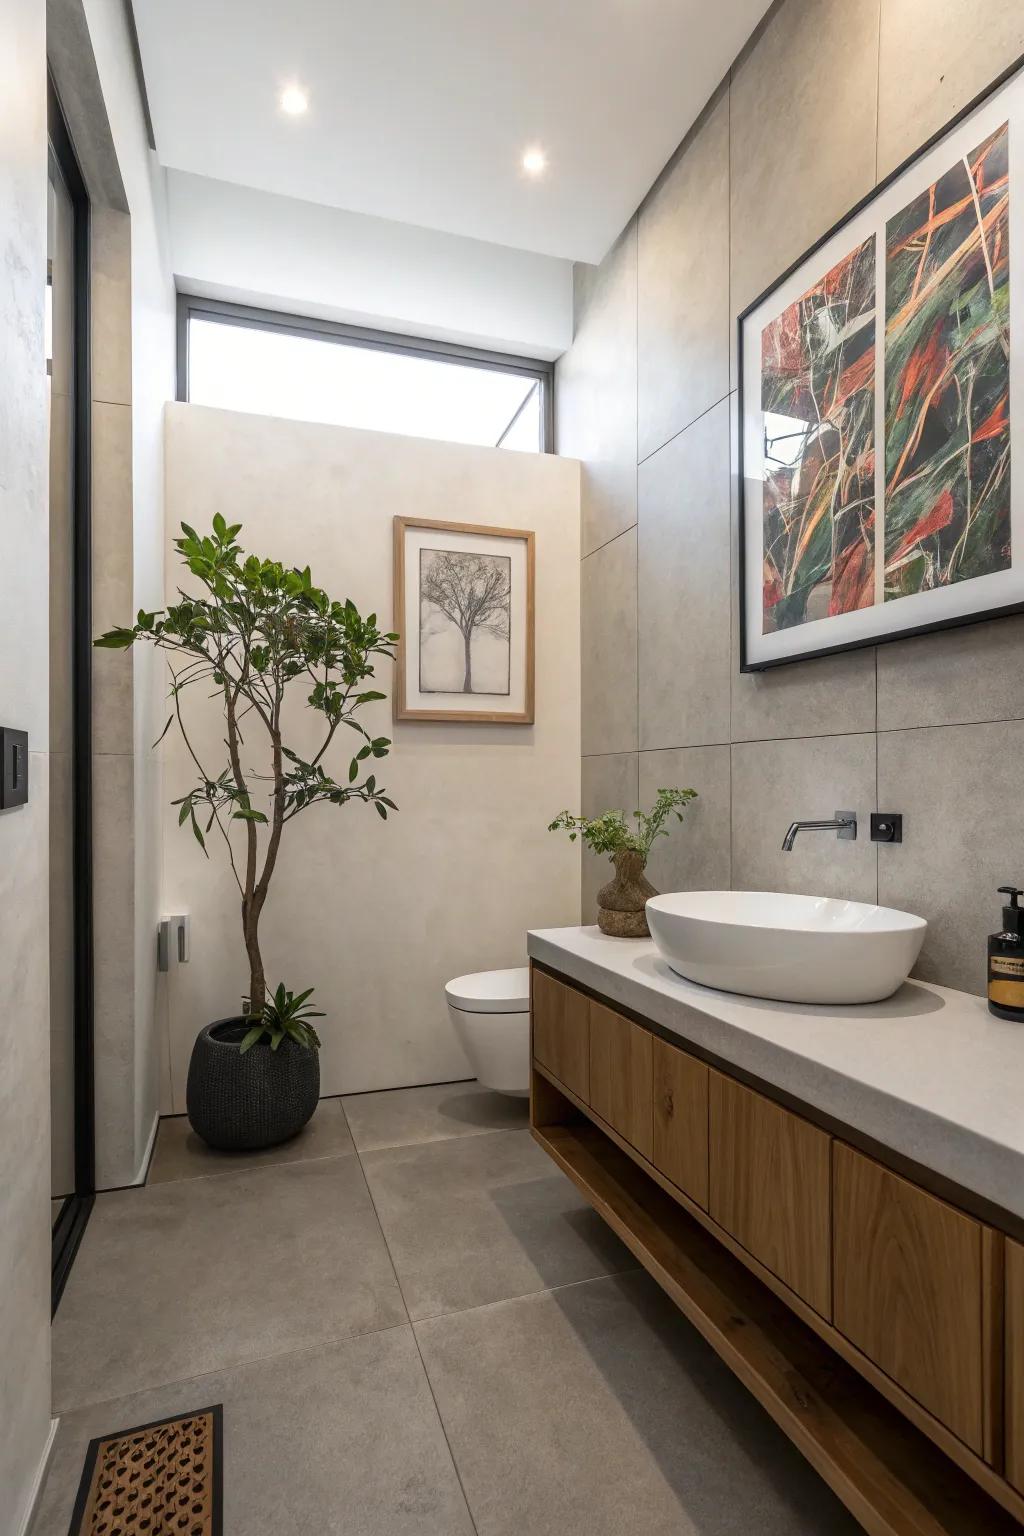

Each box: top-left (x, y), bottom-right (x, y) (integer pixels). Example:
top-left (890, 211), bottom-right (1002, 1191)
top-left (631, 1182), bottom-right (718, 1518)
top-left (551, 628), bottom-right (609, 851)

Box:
top-left (992, 956), bottom-right (1024, 977)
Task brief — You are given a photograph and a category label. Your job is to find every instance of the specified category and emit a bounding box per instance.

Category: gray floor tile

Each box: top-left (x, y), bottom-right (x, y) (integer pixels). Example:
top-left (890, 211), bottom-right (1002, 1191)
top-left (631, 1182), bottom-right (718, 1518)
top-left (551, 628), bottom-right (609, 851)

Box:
top-left (361, 1129), bottom-right (633, 1321)
top-left (33, 1328), bottom-right (475, 1536)
top-left (52, 1155), bottom-right (406, 1411)
top-left (416, 1271), bottom-right (861, 1536)
top-left (148, 1099), bottom-right (354, 1184)
top-left (342, 1080), bottom-right (528, 1152)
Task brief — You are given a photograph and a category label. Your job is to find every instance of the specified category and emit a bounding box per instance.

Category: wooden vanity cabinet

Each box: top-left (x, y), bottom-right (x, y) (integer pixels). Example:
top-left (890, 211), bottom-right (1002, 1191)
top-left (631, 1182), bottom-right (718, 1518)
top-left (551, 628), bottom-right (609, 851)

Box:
top-left (1004, 1239), bottom-right (1024, 1492)
top-left (833, 1143), bottom-right (993, 1457)
top-left (709, 1070), bottom-right (832, 1316)
top-left (531, 969), bottom-right (589, 1100)
top-left (652, 1037), bottom-right (709, 1209)
top-left (589, 1001), bottom-right (653, 1160)
top-left (529, 963), bottom-right (1024, 1532)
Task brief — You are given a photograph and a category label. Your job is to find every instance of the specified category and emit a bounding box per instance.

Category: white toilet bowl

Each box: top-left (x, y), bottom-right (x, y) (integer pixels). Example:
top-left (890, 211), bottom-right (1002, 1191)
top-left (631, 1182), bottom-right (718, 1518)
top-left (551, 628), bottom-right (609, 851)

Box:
top-left (445, 967), bottom-right (530, 1097)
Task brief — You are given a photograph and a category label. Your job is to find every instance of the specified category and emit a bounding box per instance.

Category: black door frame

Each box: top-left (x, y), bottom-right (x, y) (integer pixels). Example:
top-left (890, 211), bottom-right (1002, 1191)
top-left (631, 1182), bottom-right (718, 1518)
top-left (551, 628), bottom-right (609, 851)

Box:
top-left (48, 73), bottom-right (96, 1313)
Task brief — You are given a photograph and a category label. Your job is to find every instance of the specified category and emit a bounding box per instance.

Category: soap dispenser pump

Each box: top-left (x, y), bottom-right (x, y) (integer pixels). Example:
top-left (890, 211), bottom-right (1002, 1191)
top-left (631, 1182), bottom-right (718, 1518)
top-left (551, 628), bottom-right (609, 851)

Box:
top-left (988, 886), bottom-right (1024, 1020)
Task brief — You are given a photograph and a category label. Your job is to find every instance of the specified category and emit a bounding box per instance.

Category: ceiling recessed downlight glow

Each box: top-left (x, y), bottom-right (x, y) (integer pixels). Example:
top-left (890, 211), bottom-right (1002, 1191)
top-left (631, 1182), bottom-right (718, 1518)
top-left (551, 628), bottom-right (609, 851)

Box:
top-left (521, 147), bottom-right (547, 176)
top-left (279, 83), bottom-right (309, 116)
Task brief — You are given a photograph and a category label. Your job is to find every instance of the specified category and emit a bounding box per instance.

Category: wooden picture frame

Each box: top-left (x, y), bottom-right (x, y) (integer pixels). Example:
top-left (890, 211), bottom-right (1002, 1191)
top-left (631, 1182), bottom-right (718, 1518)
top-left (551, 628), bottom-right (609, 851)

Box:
top-left (738, 52), bottom-right (1024, 670)
top-left (393, 516), bottom-right (535, 723)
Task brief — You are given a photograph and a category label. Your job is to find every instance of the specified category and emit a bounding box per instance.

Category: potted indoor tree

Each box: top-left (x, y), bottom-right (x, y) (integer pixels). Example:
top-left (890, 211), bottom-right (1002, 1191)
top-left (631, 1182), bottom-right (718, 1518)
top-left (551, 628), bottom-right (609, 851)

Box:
top-left (549, 788), bottom-right (697, 937)
top-left (96, 516), bottom-right (398, 1149)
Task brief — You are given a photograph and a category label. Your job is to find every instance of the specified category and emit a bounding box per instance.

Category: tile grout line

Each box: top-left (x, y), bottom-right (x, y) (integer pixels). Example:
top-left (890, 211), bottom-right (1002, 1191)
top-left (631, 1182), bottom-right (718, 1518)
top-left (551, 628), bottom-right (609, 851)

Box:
top-left (52, 1319), bottom-right (418, 1422)
top-left (582, 714), bottom-right (1024, 760)
top-left (349, 1127), bottom-right (483, 1536)
top-left (582, 518), bottom-right (639, 563)
top-left (407, 1323), bottom-right (482, 1536)
top-left (410, 1263), bottom-right (646, 1333)
top-left (636, 386), bottom-right (736, 469)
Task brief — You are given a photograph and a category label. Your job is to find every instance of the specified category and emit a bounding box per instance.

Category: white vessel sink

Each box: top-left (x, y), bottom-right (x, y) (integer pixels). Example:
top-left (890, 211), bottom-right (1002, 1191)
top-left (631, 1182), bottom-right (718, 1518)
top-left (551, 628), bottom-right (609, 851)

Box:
top-left (645, 891), bottom-right (927, 1005)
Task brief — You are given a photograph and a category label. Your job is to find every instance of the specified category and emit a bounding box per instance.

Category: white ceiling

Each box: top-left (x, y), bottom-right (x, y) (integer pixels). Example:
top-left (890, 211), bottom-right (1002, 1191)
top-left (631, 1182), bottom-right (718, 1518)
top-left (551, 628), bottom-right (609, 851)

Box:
top-left (132, 0), bottom-right (768, 264)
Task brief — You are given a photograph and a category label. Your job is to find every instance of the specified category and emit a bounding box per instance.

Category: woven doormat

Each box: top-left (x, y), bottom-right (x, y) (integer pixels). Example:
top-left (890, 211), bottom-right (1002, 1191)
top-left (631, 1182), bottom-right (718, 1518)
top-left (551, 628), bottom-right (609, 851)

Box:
top-left (67, 1406), bottom-right (222, 1536)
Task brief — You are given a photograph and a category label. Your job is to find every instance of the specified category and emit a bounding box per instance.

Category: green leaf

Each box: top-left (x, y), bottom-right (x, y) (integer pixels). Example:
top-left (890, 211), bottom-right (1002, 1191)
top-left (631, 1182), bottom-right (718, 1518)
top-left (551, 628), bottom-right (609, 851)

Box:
top-left (238, 1025), bottom-right (264, 1055)
top-left (93, 627), bottom-right (137, 649)
top-left (152, 716), bottom-right (175, 749)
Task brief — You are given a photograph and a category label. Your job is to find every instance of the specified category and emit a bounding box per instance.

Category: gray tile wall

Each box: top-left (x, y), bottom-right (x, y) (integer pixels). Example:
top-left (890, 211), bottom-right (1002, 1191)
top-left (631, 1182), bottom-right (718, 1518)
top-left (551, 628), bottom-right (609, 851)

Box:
top-left (558, 0), bottom-right (1024, 997)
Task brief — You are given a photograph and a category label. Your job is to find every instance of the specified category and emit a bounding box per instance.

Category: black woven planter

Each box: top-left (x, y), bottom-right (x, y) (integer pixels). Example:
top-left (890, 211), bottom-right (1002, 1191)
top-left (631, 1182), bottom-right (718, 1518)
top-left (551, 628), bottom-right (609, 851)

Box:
top-left (186, 1017), bottom-right (320, 1151)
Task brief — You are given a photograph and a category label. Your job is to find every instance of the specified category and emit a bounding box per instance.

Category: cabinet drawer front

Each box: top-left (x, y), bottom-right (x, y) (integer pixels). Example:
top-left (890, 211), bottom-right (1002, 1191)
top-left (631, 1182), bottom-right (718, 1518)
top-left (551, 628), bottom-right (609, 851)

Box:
top-left (589, 1002), bottom-right (653, 1160)
top-left (709, 1073), bottom-right (831, 1316)
top-left (1009, 1240), bottom-right (1024, 1493)
top-left (652, 1038), bottom-right (709, 1209)
top-left (833, 1143), bottom-right (987, 1455)
top-left (531, 970), bottom-right (589, 1101)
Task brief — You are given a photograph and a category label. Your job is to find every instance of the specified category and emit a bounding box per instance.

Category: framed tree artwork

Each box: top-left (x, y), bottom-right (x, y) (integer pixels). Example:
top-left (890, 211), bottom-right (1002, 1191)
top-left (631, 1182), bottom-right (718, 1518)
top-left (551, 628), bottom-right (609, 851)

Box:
top-left (393, 516), bottom-right (535, 722)
top-left (738, 57), bottom-right (1022, 669)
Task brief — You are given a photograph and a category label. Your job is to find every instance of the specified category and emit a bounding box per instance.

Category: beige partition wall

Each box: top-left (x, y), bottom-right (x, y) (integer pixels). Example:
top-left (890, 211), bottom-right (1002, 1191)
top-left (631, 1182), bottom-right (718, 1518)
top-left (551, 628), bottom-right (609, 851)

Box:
top-left (162, 403), bottom-right (581, 1105)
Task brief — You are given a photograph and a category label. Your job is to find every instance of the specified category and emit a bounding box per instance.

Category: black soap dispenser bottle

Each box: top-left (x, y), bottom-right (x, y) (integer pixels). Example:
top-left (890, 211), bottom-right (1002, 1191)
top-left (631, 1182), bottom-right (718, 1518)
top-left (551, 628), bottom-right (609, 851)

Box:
top-left (988, 887), bottom-right (1024, 1019)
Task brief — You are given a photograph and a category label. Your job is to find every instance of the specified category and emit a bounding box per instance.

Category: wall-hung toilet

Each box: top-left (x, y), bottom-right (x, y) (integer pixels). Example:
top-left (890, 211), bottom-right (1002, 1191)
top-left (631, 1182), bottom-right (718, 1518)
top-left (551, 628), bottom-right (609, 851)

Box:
top-left (445, 968), bottom-right (530, 1097)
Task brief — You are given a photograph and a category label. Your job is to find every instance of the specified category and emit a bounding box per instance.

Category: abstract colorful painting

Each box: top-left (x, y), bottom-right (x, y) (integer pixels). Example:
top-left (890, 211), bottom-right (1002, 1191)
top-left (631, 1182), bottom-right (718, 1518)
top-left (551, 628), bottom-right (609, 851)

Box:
top-left (884, 123), bottom-right (1010, 599)
top-left (760, 237), bottom-right (876, 632)
top-left (740, 65), bottom-right (1024, 671)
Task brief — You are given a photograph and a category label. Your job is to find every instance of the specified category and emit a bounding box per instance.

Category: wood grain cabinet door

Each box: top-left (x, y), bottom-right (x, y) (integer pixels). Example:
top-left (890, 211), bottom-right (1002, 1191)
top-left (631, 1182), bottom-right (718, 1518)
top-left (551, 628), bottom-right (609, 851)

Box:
top-left (1009, 1239), bottom-right (1024, 1493)
top-left (709, 1072), bottom-right (831, 1316)
top-left (531, 969), bottom-right (589, 1102)
top-left (652, 1038), bottom-right (709, 1209)
top-left (589, 1002), bottom-right (653, 1161)
top-left (833, 1143), bottom-right (993, 1457)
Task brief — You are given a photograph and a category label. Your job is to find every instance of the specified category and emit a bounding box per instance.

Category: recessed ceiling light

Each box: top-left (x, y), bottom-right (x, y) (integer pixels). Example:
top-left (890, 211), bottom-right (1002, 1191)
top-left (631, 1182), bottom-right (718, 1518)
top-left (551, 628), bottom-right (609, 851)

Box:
top-left (279, 83), bottom-right (309, 117)
top-left (521, 147), bottom-right (547, 177)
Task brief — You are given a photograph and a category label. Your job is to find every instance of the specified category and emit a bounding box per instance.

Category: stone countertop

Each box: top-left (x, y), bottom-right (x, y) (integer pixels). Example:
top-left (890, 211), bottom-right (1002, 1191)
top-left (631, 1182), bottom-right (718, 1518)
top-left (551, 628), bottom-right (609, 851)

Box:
top-left (527, 924), bottom-right (1024, 1222)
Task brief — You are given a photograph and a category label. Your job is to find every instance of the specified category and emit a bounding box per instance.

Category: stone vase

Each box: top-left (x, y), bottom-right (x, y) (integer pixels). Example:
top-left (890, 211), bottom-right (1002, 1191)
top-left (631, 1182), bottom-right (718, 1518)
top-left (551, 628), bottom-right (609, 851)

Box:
top-left (597, 849), bottom-right (658, 938)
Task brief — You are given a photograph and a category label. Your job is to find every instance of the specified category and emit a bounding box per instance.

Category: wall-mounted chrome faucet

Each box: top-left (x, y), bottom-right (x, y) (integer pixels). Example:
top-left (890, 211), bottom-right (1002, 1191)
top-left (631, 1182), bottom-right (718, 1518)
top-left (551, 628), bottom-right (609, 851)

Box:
top-left (781, 810), bottom-right (857, 852)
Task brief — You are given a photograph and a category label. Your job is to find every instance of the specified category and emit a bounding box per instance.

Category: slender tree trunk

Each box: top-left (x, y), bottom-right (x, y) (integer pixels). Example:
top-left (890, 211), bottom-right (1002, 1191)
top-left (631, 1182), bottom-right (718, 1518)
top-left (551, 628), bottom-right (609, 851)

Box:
top-left (462, 627), bottom-right (473, 693)
top-left (244, 899), bottom-right (266, 1015)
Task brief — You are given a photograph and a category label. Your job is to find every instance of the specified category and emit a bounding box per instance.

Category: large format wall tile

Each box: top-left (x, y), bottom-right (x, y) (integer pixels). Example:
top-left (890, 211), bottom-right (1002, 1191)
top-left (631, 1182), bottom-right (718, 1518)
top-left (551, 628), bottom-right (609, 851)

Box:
top-left (877, 721), bottom-right (1024, 994)
top-left (876, 0), bottom-right (1024, 178)
top-left (640, 746), bottom-right (731, 893)
top-left (581, 752), bottom-right (639, 922)
top-left (91, 399), bottom-right (134, 757)
top-left (638, 400), bottom-right (730, 749)
top-left (729, 0), bottom-right (880, 314)
top-left (877, 616), bottom-right (1024, 731)
top-left (582, 528), bottom-right (638, 756)
top-left (91, 207), bottom-right (131, 407)
top-left (556, 221), bottom-right (638, 557)
top-left (637, 88), bottom-right (730, 461)
top-left (732, 647), bottom-right (877, 742)
top-left (731, 734), bottom-right (878, 901)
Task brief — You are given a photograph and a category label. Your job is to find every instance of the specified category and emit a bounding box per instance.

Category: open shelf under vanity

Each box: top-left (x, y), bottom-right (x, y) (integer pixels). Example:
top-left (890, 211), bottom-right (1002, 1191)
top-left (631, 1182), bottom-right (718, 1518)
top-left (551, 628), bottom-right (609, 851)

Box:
top-left (529, 953), bottom-right (1024, 1536)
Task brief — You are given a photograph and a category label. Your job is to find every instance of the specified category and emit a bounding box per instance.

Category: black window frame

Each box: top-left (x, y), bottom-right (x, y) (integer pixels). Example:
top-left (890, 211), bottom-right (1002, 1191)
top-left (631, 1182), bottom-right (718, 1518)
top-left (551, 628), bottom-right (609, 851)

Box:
top-left (176, 293), bottom-right (555, 452)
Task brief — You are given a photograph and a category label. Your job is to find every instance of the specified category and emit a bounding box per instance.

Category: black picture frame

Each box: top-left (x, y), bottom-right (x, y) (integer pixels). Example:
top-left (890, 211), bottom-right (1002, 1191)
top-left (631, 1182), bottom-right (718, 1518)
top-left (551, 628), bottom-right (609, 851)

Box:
top-left (737, 50), bottom-right (1024, 672)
